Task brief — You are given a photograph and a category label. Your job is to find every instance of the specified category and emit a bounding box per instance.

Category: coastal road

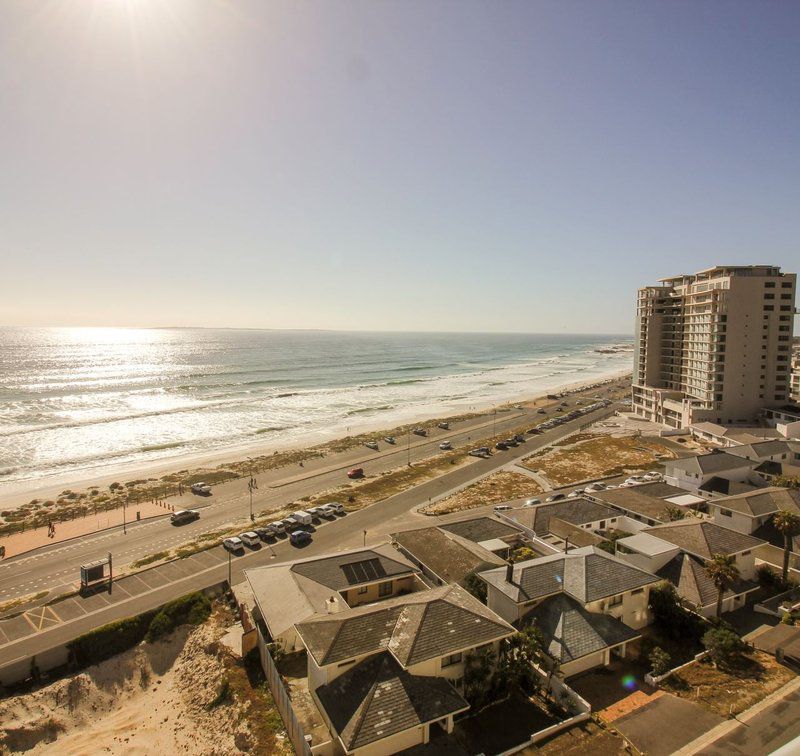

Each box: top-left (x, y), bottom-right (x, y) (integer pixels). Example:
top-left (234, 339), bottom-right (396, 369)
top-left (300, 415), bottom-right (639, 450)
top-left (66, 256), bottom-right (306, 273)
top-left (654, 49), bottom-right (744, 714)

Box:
top-left (0, 398), bottom-right (624, 671)
top-left (0, 385), bottom-right (625, 606)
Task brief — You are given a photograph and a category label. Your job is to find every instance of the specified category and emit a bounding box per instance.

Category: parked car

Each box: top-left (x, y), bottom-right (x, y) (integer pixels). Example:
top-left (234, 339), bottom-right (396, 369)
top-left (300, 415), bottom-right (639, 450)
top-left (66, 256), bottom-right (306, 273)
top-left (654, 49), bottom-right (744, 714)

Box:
top-left (326, 502), bottom-right (345, 515)
top-left (364, 441), bottom-right (379, 451)
top-left (537, 408), bottom-right (547, 414)
top-left (513, 434), bottom-right (525, 443)
top-left (495, 441), bottom-right (509, 450)
top-left (290, 511), bottom-right (313, 527)
top-left (347, 467), bottom-right (364, 479)
top-left (469, 449), bottom-right (488, 458)
top-left (493, 504), bottom-right (512, 512)
top-left (437, 422), bottom-right (450, 430)
top-left (546, 493), bottom-right (565, 502)
top-left (523, 498), bottom-right (541, 507)
top-left (170, 509), bottom-right (200, 525)
top-left (306, 506), bottom-right (326, 519)
top-left (413, 428), bottom-right (427, 436)
top-left (223, 537), bottom-right (244, 553)
top-left (255, 527), bottom-right (274, 541)
top-left (290, 530), bottom-right (312, 546)
top-left (439, 441), bottom-right (452, 450)
top-left (190, 482), bottom-right (212, 495)
top-left (476, 447), bottom-right (491, 455)
top-left (316, 503), bottom-right (337, 518)
top-left (239, 531), bottom-right (261, 548)
top-left (585, 482), bottom-right (606, 492)
top-left (271, 521), bottom-right (287, 535)
top-left (384, 436), bottom-right (396, 445)
top-left (504, 439), bottom-right (518, 447)
top-left (644, 472), bottom-right (662, 481)
top-left (567, 491), bottom-right (580, 499)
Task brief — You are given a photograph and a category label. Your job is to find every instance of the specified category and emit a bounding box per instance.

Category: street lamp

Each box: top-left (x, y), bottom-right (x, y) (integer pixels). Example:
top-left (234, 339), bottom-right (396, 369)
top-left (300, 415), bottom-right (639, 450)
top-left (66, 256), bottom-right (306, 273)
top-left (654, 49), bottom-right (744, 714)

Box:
top-left (228, 549), bottom-right (232, 587)
top-left (123, 496), bottom-right (127, 535)
top-left (407, 431), bottom-right (411, 467)
top-left (363, 529), bottom-right (367, 547)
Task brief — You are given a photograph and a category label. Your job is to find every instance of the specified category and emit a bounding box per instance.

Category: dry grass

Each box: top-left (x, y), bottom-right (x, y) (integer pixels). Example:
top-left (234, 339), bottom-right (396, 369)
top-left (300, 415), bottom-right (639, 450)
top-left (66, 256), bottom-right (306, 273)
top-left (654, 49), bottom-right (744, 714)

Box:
top-left (525, 719), bottom-right (627, 756)
top-left (420, 470), bottom-right (543, 515)
top-left (0, 591), bottom-right (49, 616)
top-left (661, 650), bottom-right (796, 717)
top-left (522, 434), bottom-right (676, 486)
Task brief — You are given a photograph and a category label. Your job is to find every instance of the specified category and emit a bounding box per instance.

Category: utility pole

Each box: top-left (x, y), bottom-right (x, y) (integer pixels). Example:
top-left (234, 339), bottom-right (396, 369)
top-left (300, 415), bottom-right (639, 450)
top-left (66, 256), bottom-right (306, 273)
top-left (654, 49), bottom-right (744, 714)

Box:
top-left (407, 432), bottom-right (411, 467)
top-left (248, 462), bottom-right (257, 523)
top-left (363, 529), bottom-right (367, 547)
top-left (493, 408), bottom-right (497, 437)
top-left (123, 496), bottom-right (127, 535)
top-left (228, 549), bottom-right (232, 587)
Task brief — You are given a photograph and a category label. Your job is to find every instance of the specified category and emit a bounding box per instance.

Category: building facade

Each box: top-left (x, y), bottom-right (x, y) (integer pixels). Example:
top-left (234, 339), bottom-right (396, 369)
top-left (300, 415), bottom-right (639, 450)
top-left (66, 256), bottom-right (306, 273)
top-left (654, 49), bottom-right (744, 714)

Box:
top-left (632, 265), bottom-right (796, 428)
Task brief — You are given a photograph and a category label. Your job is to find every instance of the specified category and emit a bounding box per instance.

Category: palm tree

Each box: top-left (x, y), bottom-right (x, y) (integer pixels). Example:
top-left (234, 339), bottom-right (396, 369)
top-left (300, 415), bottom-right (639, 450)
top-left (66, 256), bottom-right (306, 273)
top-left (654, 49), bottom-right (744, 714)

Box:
top-left (705, 553), bottom-right (739, 618)
top-left (773, 510), bottom-right (800, 584)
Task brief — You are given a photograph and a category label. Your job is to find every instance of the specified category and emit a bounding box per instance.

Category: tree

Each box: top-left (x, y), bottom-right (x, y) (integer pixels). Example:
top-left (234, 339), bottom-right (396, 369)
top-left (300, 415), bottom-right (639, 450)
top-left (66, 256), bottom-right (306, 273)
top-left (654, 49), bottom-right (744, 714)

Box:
top-left (649, 646), bottom-right (672, 677)
top-left (773, 510), bottom-right (800, 585)
top-left (463, 646), bottom-right (495, 707)
top-left (774, 475), bottom-right (800, 490)
top-left (463, 571), bottom-right (487, 603)
top-left (705, 553), bottom-right (739, 618)
top-left (510, 546), bottom-right (538, 563)
top-left (663, 504), bottom-right (687, 522)
top-left (702, 626), bottom-right (744, 667)
top-left (499, 626), bottom-right (545, 695)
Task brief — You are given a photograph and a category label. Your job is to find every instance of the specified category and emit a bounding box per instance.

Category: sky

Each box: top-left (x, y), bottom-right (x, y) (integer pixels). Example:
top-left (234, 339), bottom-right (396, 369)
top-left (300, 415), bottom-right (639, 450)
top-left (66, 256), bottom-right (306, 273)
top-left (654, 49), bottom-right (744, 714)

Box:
top-left (1, 1), bottom-right (798, 334)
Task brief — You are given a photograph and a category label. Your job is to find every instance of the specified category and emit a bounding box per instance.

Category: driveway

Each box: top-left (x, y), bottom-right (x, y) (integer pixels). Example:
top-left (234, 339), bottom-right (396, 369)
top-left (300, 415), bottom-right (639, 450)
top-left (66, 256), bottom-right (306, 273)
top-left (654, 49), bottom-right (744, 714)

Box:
top-left (614, 694), bottom-right (724, 756)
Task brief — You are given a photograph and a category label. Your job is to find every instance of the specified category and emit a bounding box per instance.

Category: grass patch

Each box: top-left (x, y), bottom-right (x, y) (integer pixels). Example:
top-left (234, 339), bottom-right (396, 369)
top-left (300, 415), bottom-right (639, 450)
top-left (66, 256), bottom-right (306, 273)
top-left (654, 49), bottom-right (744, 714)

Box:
top-left (0, 590), bottom-right (49, 616)
top-left (421, 470), bottom-right (544, 515)
top-left (660, 650), bottom-right (795, 717)
top-left (146, 591), bottom-right (211, 642)
top-left (522, 435), bottom-right (675, 486)
top-left (130, 551), bottom-right (170, 569)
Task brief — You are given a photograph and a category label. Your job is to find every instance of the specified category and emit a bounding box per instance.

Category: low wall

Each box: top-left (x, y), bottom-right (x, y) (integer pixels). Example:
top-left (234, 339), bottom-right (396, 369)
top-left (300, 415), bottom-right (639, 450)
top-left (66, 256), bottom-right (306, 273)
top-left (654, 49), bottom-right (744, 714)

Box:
top-left (645, 651), bottom-right (709, 686)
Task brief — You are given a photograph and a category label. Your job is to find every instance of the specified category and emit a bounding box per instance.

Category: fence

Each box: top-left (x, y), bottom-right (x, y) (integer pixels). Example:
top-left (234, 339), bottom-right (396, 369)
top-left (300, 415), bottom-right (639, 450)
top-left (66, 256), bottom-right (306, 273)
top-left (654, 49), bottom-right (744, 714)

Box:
top-left (257, 627), bottom-right (312, 756)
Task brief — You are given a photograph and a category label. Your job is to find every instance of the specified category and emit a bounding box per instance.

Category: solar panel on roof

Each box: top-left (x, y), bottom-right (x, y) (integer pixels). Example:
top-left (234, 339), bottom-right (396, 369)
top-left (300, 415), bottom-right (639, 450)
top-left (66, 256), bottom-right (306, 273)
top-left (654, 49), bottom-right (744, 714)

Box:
top-left (341, 558), bottom-right (387, 585)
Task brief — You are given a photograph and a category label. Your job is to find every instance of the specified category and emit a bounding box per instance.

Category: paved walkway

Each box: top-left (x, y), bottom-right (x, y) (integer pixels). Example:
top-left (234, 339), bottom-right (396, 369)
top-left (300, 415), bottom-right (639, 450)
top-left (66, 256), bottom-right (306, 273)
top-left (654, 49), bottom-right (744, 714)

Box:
top-left (0, 499), bottom-right (176, 559)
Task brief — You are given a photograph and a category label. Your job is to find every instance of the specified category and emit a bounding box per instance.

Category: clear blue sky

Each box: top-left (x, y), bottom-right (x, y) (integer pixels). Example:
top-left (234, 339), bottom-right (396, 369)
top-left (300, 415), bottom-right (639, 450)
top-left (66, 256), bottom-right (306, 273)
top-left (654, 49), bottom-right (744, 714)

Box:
top-left (1, 1), bottom-right (798, 332)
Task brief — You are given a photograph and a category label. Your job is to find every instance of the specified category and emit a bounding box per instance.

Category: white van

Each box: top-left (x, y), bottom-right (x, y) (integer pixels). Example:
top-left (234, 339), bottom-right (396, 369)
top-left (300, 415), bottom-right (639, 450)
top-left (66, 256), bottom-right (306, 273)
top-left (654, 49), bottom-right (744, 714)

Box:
top-left (290, 511), bottom-right (313, 527)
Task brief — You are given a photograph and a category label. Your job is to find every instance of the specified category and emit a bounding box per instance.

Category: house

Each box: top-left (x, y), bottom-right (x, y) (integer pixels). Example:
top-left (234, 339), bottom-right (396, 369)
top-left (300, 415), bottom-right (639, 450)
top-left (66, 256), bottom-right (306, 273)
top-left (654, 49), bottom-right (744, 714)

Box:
top-left (296, 584), bottom-right (514, 755)
top-left (614, 520), bottom-right (765, 616)
top-left (689, 422), bottom-right (782, 448)
top-left (244, 544), bottom-right (422, 651)
top-left (664, 451), bottom-right (758, 496)
top-left (391, 525), bottom-right (508, 586)
top-left (588, 482), bottom-right (694, 530)
top-left (707, 487), bottom-right (800, 536)
top-left (479, 546), bottom-right (663, 676)
top-left (438, 516), bottom-right (524, 547)
top-left (725, 440), bottom-right (795, 464)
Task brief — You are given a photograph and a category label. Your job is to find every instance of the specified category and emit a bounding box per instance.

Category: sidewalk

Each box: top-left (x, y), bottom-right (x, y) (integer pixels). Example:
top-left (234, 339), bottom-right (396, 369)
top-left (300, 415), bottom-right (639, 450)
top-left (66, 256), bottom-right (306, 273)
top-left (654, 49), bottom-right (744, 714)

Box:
top-left (0, 499), bottom-right (178, 559)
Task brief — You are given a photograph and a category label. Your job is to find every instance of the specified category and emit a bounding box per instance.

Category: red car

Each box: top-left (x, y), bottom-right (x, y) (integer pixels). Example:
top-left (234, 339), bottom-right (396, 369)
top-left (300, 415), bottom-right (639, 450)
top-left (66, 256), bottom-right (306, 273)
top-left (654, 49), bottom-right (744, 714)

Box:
top-left (347, 467), bottom-right (364, 479)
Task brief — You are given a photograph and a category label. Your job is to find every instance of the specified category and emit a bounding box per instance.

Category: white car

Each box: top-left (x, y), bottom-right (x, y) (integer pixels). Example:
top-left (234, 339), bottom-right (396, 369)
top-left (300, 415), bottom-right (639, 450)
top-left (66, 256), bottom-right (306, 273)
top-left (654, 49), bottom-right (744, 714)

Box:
top-left (364, 441), bottom-right (379, 451)
top-left (493, 504), bottom-right (512, 512)
top-left (644, 472), bottom-right (662, 481)
top-left (326, 502), bottom-right (345, 515)
top-left (567, 491), bottom-right (580, 499)
top-left (523, 498), bottom-right (541, 507)
top-left (239, 531), bottom-right (261, 547)
top-left (439, 441), bottom-right (452, 451)
top-left (223, 537), bottom-right (244, 552)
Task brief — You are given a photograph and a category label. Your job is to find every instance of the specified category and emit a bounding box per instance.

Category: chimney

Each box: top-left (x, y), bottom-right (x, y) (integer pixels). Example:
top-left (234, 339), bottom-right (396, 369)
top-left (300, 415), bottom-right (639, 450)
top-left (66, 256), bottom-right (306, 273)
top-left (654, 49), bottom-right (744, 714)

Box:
top-left (325, 595), bottom-right (342, 614)
top-left (506, 563), bottom-right (515, 585)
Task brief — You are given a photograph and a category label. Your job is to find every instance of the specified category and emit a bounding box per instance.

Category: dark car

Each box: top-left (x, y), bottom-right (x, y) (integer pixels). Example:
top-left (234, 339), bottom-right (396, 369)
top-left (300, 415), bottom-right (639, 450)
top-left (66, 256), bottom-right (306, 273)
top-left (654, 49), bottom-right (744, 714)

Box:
top-left (290, 530), bottom-right (312, 546)
top-left (495, 441), bottom-right (509, 450)
top-left (347, 467), bottom-right (364, 479)
top-left (412, 428), bottom-right (427, 436)
top-left (546, 493), bottom-right (566, 502)
top-left (513, 434), bottom-right (525, 443)
top-left (255, 527), bottom-right (274, 541)
top-left (504, 439), bottom-right (518, 447)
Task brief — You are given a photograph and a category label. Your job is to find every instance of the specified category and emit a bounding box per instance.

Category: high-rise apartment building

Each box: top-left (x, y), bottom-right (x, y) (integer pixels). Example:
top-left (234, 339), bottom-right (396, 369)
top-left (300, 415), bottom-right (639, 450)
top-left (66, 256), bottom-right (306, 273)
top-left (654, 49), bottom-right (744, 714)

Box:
top-left (632, 265), bottom-right (796, 428)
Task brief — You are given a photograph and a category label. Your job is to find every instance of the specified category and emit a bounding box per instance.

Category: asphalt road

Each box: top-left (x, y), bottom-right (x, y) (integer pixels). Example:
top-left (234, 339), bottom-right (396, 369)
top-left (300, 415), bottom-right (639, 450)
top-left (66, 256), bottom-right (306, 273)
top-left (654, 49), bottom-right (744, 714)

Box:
top-left (0, 399), bottom-right (623, 667)
top-left (0, 384), bottom-right (626, 605)
top-left (699, 689), bottom-right (800, 756)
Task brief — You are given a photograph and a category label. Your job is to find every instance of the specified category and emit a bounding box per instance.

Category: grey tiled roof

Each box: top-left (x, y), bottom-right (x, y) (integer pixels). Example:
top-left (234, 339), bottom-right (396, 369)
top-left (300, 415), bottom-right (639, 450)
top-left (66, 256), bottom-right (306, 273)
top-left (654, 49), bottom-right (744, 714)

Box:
top-left (714, 487), bottom-right (800, 517)
top-left (726, 440), bottom-right (792, 460)
top-left (439, 517), bottom-right (521, 543)
top-left (291, 547), bottom-right (417, 590)
top-left (480, 546), bottom-right (661, 604)
top-left (523, 594), bottom-right (640, 663)
top-left (296, 584), bottom-right (514, 667)
top-left (510, 499), bottom-right (619, 536)
top-left (699, 477), bottom-right (760, 496)
top-left (315, 652), bottom-right (468, 751)
top-left (644, 520), bottom-right (765, 558)
top-left (667, 452), bottom-right (753, 476)
top-left (656, 552), bottom-right (759, 609)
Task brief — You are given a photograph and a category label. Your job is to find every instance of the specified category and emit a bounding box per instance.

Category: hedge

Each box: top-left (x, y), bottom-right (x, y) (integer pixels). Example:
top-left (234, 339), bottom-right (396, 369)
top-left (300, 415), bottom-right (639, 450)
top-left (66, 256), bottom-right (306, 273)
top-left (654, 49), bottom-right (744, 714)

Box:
top-left (66, 591), bottom-right (212, 667)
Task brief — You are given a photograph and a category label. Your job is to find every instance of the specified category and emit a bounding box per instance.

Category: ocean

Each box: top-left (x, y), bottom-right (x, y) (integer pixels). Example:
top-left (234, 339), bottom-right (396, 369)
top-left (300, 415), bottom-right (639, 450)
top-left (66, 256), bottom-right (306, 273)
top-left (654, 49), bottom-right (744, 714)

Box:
top-left (0, 328), bottom-right (633, 486)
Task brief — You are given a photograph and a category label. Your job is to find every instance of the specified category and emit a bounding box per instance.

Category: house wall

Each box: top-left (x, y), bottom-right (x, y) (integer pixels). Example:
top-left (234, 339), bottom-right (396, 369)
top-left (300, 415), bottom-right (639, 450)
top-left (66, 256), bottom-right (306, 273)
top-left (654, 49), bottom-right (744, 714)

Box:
top-left (585, 584), bottom-right (658, 630)
top-left (351, 725), bottom-right (427, 756)
top-left (406, 639), bottom-right (503, 692)
top-left (733, 550), bottom-right (756, 580)
top-left (341, 575), bottom-right (417, 608)
top-left (614, 545), bottom-right (680, 575)
top-left (710, 506), bottom-right (757, 534)
top-left (486, 583), bottom-right (524, 624)
top-left (561, 649), bottom-right (609, 677)
top-left (665, 462), bottom-right (754, 495)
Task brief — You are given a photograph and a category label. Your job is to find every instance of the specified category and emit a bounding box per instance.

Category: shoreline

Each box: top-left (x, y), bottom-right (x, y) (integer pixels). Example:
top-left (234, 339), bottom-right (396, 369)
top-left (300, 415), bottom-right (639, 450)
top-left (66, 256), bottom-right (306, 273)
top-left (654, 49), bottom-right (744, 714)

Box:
top-left (0, 367), bottom-right (632, 512)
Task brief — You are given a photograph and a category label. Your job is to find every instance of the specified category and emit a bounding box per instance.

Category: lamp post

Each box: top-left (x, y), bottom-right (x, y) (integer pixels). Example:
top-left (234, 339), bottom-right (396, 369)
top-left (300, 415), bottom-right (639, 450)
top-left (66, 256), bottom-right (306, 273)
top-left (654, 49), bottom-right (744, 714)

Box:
top-left (228, 549), bottom-right (232, 587)
top-left (407, 431), bottom-right (411, 467)
top-left (123, 496), bottom-right (127, 535)
top-left (493, 407), bottom-right (497, 437)
top-left (363, 529), bottom-right (367, 547)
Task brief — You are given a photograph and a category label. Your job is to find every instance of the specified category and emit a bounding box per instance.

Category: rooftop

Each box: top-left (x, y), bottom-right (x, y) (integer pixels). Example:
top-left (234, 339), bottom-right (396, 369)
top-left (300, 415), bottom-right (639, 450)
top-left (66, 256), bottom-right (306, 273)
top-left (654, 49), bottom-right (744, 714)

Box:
top-left (616, 532), bottom-right (679, 557)
top-left (391, 526), bottom-right (506, 585)
top-left (712, 487), bottom-right (800, 518)
top-left (315, 652), bottom-right (468, 751)
top-left (698, 477), bottom-right (761, 496)
top-left (643, 520), bottom-right (765, 559)
top-left (508, 498), bottom-right (619, 537)
top-left (523, 594), bottom-right (640, 663)
top-left (480, 546), bottom-right (661, 605)
top-left (656, 552), bottom-right (759, 609)
top-left (438, 516), bottom-right (522, 544)
top-left (296, 584), bottom-right (514, 668)
top-left (590, 485), bottom-right (677, 522)
top-left (666, 451), bottom-right (754, 476)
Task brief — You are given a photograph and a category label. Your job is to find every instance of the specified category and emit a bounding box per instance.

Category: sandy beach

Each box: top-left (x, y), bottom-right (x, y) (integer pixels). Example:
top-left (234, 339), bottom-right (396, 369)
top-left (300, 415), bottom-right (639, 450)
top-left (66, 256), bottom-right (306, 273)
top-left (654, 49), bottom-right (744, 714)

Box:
top-left (0, 369), bottom-right (631, 516)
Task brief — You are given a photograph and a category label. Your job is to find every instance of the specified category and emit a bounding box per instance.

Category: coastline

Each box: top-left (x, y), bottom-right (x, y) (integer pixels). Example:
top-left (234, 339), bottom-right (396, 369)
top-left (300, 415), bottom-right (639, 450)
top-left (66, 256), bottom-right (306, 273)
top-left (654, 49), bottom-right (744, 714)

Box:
top-left (0, 367), bottom-right (632, 512)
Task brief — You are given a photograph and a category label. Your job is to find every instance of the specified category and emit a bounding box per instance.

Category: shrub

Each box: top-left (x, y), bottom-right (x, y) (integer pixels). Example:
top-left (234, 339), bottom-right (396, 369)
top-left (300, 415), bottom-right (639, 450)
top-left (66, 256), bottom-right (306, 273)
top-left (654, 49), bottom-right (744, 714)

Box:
top-left (206, 677), bottom-right (231, 709)
top-left (702, 626), bottom-right (744, 667)
top-left (757, 564), bottom-right (789, 593)
top-left (464, 571), bottom-right (487, 603)
top-left (649, 646), bottom-right (672, 677)
top-left (68, 611), bottom-right (156, 667)
top-left (649, 584), bottom-right (705, 644)
top-left (145, 591), bottom-right (211, 642)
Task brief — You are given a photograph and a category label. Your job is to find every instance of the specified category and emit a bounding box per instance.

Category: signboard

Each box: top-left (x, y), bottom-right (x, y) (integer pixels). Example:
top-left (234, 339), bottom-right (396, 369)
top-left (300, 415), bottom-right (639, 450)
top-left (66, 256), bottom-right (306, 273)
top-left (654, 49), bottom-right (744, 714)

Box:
top-left (80, 553), bottom-right (112, 591)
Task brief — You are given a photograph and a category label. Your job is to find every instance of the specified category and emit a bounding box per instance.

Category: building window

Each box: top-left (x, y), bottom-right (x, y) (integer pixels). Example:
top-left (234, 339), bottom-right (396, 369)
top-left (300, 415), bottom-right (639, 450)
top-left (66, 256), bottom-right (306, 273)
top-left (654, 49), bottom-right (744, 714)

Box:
top-left (378, 581), bottom-right (392, 597)
top-left (358, 586), bottom-right (368, 594)
top-left (609, 595), bottom-right (623, 607)
top-left (631, 588), bottom-right (644, 596)
top-left (720, 509), bottom-right (732, 517)
top-left (442, 652), bottom-right (463, 668)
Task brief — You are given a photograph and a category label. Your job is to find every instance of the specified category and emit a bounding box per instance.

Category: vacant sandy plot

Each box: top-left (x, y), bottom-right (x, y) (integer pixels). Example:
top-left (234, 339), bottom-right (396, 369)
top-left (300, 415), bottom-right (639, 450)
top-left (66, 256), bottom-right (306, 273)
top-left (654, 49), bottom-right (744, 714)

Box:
top-left (0, 613), bottom-right (290, 755)
top-left (421, 470), bottom-right (543, 515)
top-left (521, 435), bottom-right (675, 487)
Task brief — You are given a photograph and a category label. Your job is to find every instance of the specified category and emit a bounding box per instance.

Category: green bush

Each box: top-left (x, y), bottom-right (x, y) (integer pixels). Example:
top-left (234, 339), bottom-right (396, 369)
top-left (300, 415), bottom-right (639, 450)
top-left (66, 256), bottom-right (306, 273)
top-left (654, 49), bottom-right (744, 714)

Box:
top-left (68, 611), bottom-right (156, 667)
top-left (649, 646), bottom-right (672, 676)
top-left (145, 591), bottom-right (211, 642)
top-left (702, 626), bottom-right (744, 667)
